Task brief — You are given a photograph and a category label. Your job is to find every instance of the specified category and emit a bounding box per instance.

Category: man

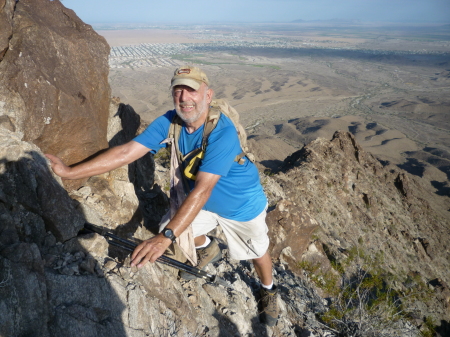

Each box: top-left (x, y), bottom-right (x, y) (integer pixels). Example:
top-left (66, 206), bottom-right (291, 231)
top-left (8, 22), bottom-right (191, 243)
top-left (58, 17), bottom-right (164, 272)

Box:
top-left (45, 65), bottom-right (279, 326)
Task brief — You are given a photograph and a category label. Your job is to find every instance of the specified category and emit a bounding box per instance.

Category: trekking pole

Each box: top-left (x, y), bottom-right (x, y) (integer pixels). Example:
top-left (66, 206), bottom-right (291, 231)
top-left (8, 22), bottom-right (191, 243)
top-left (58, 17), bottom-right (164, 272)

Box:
top-left (82, 223), bottom-right (232, 288)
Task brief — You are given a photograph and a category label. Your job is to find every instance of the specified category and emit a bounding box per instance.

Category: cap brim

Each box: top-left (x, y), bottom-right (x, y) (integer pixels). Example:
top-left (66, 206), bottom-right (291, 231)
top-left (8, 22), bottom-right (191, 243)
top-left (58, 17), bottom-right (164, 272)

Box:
top-left (170, 78), bottom-right (201, 91)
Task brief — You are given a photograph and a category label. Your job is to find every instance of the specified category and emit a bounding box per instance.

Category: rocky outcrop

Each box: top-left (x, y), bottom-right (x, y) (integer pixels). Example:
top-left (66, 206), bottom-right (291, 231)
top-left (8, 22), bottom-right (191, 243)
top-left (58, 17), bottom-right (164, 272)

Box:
top-left (0, 97), bottom-right (197, 336)
top-left (0, 0), bottom-right (111, 190)
top-left (265, 131), bottom-right (450, 333)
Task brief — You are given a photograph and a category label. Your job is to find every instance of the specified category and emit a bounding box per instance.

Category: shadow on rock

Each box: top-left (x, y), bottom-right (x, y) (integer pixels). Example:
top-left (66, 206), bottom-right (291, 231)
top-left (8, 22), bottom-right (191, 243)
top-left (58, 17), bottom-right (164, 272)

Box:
top-left (436, 319), bottom-right (450, 337)
top-left (211, 309), bottom-right (270, 337)
top-left (0, 150), bottom-right (128, 336)
top-left (110, 103), bottom-right (169, 237)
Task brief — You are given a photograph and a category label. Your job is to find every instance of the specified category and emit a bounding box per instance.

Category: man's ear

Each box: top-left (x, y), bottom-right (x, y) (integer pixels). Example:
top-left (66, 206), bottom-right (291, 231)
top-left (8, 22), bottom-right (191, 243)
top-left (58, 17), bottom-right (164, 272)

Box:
top-left (207, 88), bottom-right (214, 104)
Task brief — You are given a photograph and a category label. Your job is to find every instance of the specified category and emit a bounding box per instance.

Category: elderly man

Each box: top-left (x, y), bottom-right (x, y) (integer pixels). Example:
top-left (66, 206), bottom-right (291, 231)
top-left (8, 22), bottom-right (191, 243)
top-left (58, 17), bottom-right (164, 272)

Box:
top-left (46, 65), bottom-right (279, 326)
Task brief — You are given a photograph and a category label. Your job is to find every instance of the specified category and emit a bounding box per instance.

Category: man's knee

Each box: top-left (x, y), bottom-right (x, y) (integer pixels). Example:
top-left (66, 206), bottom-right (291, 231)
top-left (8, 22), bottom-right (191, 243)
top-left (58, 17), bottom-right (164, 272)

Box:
top-left (252, 251), bottom-right (271, 263)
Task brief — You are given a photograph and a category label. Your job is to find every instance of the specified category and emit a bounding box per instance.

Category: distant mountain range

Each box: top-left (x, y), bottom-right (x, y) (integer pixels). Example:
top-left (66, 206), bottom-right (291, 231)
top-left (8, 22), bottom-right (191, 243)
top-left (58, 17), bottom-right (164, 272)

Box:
top-left (291, 18), bottom-right (361, 24)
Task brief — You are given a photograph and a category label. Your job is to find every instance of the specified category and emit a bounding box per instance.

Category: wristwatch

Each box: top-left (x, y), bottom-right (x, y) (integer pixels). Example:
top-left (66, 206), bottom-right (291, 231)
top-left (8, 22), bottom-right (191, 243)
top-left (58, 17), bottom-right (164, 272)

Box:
top-left (162, 228), bottom-right (176, 243)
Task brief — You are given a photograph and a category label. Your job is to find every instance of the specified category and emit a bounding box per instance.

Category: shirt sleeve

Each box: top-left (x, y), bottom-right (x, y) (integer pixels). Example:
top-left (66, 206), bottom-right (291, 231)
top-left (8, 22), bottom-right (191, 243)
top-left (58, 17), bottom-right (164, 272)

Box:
top-left (133, 110), bottom-right (176, 154)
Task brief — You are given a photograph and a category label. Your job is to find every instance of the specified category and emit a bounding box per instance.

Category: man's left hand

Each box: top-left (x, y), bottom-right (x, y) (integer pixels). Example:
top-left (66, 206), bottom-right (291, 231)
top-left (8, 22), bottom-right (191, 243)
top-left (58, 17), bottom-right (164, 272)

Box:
top-left (130, 234), bottom-right (172, 268)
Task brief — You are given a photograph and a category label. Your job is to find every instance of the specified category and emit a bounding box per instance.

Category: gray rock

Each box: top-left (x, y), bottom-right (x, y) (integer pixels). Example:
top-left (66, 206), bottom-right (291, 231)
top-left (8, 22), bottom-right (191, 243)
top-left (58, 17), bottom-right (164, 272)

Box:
top-left (0, 243), bottom-right (50, 337)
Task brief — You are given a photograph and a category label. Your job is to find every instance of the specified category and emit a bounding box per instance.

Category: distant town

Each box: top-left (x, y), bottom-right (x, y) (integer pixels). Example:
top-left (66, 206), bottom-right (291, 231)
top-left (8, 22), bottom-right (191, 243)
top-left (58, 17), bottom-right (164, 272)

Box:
top-left (107, 28), bottom-right (450, 69)
top-left (108, 40), bottom-right (300, 69)
top-left (109, 43), bottom-right (187, 68)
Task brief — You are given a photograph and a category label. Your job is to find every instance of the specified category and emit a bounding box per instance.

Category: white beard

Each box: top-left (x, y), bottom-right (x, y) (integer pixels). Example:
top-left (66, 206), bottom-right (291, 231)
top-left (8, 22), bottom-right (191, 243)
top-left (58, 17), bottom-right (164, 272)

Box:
top-left (175, 105), bottom-right (204, 123)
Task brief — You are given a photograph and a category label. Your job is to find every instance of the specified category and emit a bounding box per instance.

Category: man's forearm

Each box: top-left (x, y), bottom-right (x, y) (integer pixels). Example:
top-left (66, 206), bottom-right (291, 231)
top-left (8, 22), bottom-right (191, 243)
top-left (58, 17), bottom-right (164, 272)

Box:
top-left (47, 141), bottom-right (150, 180)
top-left (165, 172), bottom-right (220, 238)
top-left (167, 188), bottom-right (211, 237)
top-left (64, 145), bottom-right (133, 179)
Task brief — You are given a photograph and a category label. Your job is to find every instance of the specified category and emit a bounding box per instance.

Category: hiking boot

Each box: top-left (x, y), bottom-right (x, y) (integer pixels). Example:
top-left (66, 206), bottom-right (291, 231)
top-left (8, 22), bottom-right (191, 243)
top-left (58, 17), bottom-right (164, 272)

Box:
top-left (259, 285), bottom-right (279, 326)
top-left (180, 237), bottom-right (222, 280)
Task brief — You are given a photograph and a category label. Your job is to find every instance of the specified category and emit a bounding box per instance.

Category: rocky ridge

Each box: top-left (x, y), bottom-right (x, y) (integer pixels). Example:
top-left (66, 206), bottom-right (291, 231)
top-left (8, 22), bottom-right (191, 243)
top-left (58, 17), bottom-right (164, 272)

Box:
top-left (262, 131), bottom-right (450, 335)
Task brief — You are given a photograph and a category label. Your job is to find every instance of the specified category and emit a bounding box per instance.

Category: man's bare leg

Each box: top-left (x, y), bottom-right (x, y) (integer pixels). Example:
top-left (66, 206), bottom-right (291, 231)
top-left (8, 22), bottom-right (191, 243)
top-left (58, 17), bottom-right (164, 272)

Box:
top-left (254, 251), bottom-right (278, 326)
top-left (252, 252), bottom-right (273, 286)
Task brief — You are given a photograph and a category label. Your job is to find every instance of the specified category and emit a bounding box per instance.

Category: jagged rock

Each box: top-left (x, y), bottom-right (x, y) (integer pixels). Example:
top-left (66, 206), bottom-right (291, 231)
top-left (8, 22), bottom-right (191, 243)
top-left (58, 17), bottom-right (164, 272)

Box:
top-left (0, 0), bottom-right (110, 190)
top-left (267, 199), bottom-right (320, 272)
top-left (259, 171), bottom-right (286, 207)
top-left (267, 130), bottom-right (450, 329)
top-left (127, 259), bottom-right (199, 334)
top-left (64, 233), bottom-right (109, 260)
top-left (46, 272), bottom-right (127, 337)
top-left (69, 102), bottom-right (142, 228)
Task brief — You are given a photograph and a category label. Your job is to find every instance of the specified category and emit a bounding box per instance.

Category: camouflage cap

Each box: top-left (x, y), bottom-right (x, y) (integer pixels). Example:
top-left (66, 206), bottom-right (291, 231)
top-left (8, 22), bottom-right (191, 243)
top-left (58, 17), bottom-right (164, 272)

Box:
top-left (170, 65), bottom-right (210, 91)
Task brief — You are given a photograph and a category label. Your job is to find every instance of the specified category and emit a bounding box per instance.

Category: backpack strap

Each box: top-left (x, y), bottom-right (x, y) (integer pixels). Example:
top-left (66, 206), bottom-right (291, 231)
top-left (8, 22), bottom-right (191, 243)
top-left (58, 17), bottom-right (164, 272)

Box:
top-left (168, 114), bottom-right (184, 164)
top-left (204, 106), bottom-right (248, 164)
top-left (201, 106), bottom-right (220, 152)
top-left (167, 114), bottom-right (192, 193)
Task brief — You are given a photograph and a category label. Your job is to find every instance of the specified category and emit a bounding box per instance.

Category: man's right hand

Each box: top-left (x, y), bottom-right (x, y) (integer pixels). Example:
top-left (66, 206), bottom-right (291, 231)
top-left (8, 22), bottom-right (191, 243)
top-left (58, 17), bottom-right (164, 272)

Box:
top-left (45, 154), bottom-right (73, 179)
top-left (130, 233), bottom-right (173, 268)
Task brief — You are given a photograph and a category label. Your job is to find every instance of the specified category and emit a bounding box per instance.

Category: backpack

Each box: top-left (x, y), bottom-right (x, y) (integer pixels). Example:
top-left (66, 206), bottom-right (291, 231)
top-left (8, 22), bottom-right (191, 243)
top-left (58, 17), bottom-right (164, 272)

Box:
top-left (167, 99), bottom-right (255, 180)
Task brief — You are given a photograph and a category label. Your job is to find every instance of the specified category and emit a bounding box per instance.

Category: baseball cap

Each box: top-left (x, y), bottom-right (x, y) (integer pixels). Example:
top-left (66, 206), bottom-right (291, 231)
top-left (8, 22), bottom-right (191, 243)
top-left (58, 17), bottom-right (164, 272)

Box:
top-left (170, 65), bottom-right (210, 91)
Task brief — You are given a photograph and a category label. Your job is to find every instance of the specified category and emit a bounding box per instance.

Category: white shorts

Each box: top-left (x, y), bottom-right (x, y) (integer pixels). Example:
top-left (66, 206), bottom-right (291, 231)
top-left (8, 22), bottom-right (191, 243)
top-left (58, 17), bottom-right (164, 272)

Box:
top-left (159, 207), bottom-right (269, 260)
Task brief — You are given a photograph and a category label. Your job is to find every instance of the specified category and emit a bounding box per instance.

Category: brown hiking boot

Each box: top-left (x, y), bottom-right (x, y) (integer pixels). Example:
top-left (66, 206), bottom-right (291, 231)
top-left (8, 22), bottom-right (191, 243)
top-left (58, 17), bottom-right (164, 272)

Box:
top-left (180, 237), bottom-right (222, 280)
top-left (259, 285), bottom-right (279, 326)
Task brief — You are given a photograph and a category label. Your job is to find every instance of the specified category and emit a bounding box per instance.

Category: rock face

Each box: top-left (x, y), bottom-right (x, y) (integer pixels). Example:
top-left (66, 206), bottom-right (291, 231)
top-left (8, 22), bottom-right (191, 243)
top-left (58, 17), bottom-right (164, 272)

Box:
top-left (0, 0), bottom-right (110, 190)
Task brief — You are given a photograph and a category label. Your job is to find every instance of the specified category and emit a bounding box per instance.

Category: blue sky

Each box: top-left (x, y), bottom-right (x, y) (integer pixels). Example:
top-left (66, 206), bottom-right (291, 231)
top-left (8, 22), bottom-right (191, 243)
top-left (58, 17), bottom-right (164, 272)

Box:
top-left (62, 0), bottom-right (450, 24)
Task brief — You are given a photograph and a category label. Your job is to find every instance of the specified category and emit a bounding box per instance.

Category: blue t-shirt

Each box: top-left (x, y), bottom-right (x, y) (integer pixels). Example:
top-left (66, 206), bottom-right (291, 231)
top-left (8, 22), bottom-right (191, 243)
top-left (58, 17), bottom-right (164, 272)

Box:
top-left (134, 109), bottom-right (267, 221)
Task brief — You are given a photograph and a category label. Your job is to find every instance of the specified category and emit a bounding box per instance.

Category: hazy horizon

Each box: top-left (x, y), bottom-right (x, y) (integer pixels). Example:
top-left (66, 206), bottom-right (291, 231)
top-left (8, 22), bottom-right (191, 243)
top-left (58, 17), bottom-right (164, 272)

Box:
top-left (62, 0), bottom-right (450, 25)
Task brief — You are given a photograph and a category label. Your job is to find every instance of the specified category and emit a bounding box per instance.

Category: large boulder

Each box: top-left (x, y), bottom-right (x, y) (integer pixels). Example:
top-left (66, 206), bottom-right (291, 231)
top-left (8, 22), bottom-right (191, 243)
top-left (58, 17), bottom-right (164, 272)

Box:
top-left (0, 0), bottom-right (110, 190)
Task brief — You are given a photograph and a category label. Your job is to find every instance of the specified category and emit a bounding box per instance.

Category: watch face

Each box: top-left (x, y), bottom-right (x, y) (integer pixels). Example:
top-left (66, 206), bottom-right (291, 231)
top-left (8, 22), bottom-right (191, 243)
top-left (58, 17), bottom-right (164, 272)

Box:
top-left (163, 228), bottom-right (175, 240)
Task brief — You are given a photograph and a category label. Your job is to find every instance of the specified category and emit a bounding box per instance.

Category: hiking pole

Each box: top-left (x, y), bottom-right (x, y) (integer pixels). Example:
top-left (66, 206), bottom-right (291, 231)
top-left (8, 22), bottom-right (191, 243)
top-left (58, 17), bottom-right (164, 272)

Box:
top-left (82, 223), bottom-right (232, 288)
